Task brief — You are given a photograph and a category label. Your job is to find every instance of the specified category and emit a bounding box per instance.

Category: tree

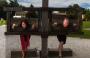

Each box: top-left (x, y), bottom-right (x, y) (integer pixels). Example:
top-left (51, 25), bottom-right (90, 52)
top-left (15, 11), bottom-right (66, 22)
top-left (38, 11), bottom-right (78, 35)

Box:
top-left (0, 1), bottom-right (9, 7)
top-left (9, 0), bottom-right (19, 7)
top-left (67, 5), bottom-right (73, 15)
top-left (26, 4), bottom-right (38, 18)
top-left (67, 4), bottom-right (82, 19)
top-left (84, 9), bottom-right (90, 21)
top-left (0, 1), bottom-right (9, 19)
top-left (8, 0), bottom-right (22, 18)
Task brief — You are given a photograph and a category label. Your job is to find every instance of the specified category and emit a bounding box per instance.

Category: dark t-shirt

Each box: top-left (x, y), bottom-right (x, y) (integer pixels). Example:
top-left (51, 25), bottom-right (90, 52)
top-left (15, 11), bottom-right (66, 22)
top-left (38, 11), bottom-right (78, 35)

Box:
top-left (20, 27), bottom-right (31, 41)
top-left (57, 23), bottom-right (68, 35)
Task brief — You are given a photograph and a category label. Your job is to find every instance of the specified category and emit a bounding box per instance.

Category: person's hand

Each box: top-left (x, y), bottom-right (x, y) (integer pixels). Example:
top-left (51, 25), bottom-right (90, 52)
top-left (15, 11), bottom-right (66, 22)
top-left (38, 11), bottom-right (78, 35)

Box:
top-left (12, 23), bottom-right (16, 29)
top-left (32, 24), bottom-right (35, 30)
top-left (52, 22), bottom-right (57, 27)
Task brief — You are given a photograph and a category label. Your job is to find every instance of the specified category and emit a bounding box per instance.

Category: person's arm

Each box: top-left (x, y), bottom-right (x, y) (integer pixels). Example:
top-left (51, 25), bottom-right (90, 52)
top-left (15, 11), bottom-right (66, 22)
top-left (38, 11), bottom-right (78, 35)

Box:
top-left (31, 24), bottom-right (35, 30)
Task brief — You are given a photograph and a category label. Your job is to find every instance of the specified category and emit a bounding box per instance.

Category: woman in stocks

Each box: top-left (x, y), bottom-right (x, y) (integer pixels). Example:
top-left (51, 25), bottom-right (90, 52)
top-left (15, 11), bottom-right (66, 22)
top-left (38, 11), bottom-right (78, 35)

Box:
top-left (57, 17), bottom-right (69, 58)
top-left (19, 19), bottom-right (37, 58)
top-left (19, 19), bottom-right (31, 58)
top-left (11, 19), bottom-right (30, 58)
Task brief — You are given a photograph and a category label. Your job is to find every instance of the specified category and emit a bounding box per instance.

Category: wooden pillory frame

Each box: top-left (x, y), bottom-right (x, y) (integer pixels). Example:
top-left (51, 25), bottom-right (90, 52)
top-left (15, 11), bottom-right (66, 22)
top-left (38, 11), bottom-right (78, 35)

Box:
top-left (3, 0), bottom-right (83, 58)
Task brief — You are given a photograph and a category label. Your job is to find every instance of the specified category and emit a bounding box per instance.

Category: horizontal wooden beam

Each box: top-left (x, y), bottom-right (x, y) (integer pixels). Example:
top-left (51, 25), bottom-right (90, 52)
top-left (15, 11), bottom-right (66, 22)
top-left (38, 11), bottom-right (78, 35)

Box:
top-left (3, 7), bottom-right (69, 11)
top-left (3, 7), bottom-right (23, 11)
top-left (5, 31), bottom-right (82, 35)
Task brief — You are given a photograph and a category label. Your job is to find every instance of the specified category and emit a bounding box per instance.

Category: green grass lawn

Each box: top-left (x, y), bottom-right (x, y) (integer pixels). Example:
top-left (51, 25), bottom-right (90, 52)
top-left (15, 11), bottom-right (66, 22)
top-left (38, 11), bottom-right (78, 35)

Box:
top-left (68, 21), bottom-right (90, 38)
top-left (68, 30), bottom-right (90, 39)
top-left (83, 21), bottom-right (90, 28)
top-left (82, 21), bottom-right (90, 38)
top-left (82, 30), bottom-right (90, 38)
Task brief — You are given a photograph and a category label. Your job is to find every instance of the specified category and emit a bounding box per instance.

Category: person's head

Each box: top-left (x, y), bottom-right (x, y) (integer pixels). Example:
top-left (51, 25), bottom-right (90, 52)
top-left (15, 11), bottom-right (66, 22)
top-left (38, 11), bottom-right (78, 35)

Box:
top-left (20, 19), bottom-right (29, 29)
top-left (63, 17), bottom-right (69, 28)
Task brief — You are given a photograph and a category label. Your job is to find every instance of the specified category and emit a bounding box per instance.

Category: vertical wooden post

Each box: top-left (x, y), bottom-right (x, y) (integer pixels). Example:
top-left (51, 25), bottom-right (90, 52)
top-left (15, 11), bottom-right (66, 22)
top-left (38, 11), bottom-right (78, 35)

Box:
top-left (77, 8), bottom-right (82, 34)
top-left (6, 12), bottom-right (11, 32)
top-left (41, 0), bottom-right (49, 58)
top-left (78, 12), bottom-right (83, 34)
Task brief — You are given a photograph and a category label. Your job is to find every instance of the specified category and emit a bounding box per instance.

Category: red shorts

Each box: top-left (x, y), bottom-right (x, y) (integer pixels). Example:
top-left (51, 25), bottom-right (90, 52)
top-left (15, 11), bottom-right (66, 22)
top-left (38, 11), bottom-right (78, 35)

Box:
top-left (20, 34), bottom-right (30, 51)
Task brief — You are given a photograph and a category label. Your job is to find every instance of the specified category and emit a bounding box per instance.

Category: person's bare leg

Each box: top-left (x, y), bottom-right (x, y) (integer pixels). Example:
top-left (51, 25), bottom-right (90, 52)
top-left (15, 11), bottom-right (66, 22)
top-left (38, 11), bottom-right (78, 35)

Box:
top-left (22, 44), bottom-right (27, 58)
top-left (22, 50), bottom-right (25, 58)
top-left (58, 42), bottom-right (64, 57)
top-left (24, 44), bottom-right (29, 58)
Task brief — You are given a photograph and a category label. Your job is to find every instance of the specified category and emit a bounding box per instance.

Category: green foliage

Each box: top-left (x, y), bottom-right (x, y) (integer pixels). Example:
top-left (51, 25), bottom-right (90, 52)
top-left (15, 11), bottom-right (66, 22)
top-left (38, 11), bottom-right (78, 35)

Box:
top-left (0, 0), bottom-right (9, 7)
top-left (0, 1), bottom-right (9, 19)
top-left (26, 4), bottom-right (38, 18)
top-left (0, 0), bottom-right (22, 19)
top-left (84, 9), bottom-right (90, 21)
top-left (67, 4), bottom-right (83, 19)
top-left (9, 0), bottom-right (19, 7)
top-left (0, 18), bottom-right (6, 26)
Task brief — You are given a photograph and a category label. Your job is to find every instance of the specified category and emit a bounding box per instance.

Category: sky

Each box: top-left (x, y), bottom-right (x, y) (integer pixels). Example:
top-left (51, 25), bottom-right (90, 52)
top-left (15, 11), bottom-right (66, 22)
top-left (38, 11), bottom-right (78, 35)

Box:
top-left (17, 0), bottom-right (90, 9)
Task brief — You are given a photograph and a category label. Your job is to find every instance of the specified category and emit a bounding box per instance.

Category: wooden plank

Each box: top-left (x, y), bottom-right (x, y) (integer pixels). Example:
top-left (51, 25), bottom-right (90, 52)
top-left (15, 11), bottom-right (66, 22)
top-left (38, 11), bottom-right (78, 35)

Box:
top-left (11, 49), bottom-right (38, 58)
top-left (48, 48), bottom-right (73, 57)
top-left (40, 48), bottom-right (73, 57)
